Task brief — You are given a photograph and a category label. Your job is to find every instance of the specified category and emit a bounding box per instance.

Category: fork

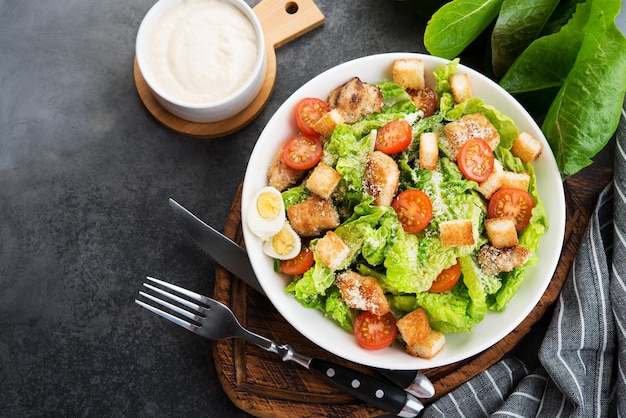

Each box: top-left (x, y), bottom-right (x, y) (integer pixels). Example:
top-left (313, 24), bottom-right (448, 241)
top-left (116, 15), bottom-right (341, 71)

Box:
top-left (136, 276), bottom-right (424, 417)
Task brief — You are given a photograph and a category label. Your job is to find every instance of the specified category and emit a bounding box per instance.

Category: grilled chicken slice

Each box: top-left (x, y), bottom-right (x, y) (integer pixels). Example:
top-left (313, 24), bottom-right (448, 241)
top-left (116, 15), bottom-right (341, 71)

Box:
top-left (327, 77), bottom-right (384, 124)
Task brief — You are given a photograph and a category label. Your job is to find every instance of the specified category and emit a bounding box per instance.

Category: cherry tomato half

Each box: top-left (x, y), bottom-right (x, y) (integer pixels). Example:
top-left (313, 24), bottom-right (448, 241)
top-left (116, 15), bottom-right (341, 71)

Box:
top-left (392, 189), bottom-right (433, 233)
top-left (295, 98), bottom-right (329, 136)
top-left (279, 245), bottom-right (314, 275)
top-left (488, 187), bottom-right (535, 231)
top-left (281, 134), bottom-right (323, 170)
top-left (429, 259), bottom-right (461, 293)
top-left (375, 119), bottom-right (413, 154)
top-left (412, 85), bottom-right (437, 118)
top-left (458, 138), bottom-right (494, 182)
top-left (354, 311), bottom-right (398, 350)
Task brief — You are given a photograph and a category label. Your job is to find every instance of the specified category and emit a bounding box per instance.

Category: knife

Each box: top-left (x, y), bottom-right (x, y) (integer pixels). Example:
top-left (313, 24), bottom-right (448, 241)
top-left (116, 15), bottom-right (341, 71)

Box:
top-left (168, 197), bottom-right (435, 399)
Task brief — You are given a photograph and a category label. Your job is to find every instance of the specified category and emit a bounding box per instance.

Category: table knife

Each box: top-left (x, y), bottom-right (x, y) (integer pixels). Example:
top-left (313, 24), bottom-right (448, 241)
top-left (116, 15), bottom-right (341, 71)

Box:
top-left (168, 197), bottom-right (435, 399)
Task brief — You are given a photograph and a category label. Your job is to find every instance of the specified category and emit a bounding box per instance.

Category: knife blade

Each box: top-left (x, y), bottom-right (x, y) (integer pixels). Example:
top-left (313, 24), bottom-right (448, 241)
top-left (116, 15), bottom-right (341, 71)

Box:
top-left (168, 197), bottom-right (265, 296)
top-left (168, 197), bottom-right (434, 399)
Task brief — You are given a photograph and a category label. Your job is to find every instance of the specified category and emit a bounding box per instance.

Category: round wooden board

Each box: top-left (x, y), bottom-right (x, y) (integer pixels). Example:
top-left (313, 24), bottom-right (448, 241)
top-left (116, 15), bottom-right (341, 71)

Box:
top-left (133, 52), bottom-right (276, 138)
top-left (133, 0), bottom-right (324, 138)
top-left (211, 166), bottom-right (613, 417)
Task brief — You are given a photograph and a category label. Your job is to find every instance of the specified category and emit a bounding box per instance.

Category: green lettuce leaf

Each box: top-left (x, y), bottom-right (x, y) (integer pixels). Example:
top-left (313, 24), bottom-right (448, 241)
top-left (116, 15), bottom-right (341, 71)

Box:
top-left (491, 0), bottom-right (560, 77)
top-left (424, 0), bottom-right (505, 59)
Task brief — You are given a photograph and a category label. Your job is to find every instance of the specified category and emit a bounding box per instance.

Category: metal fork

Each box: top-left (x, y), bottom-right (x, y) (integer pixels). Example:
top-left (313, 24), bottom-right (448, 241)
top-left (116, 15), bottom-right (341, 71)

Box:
top-left (136, 276), bottom-right (424, 417)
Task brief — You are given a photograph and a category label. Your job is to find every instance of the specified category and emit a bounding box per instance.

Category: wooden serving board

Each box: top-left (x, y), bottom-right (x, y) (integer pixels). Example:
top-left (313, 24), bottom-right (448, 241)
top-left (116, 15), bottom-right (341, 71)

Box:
top-left (134, 0), bottom-right (324, 138)
top-left (212, 165), bottom-right (613, 417)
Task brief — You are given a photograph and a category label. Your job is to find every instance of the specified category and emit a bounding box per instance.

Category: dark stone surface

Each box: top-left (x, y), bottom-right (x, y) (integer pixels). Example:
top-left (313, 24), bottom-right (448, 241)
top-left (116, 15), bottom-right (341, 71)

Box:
top-left (1, 1), bottom-right (623, 417)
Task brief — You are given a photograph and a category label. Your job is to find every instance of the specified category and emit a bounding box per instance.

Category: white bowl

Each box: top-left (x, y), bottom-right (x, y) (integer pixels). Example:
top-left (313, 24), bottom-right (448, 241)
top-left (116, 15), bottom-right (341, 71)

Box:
top-left (135, 0), bottom-right (266, 123)
top-left (242, 53), bottom-right (566, 370)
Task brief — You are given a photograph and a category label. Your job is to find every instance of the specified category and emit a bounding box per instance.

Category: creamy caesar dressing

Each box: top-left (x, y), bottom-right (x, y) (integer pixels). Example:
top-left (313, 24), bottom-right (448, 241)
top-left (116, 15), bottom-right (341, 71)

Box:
top-left (147, 0), bottom-right (258, 104)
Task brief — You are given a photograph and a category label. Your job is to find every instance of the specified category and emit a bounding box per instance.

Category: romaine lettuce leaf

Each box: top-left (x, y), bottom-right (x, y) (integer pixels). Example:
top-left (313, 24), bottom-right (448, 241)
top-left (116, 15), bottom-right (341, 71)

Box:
top-left (323, 124), bottom-right (376, 210)
top-left (281, 185), bottom-right (310, 209)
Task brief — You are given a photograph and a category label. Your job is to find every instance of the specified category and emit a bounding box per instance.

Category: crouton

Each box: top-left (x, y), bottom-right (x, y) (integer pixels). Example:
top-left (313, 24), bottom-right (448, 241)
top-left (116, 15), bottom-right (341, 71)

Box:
top-left (267, 151), bottom-right (308, 192)
top-left (363, 151), bottom-right (400, 206)
top-left (477, 159), bottom-right (504, 199)
top-left (397, 308), bottom-right (445, 359)
top-left (306, 162), bottom-right (341, 199)
top-left (286, 195), bottom-right (340, 237)
top-left (316, 231), bottom-right (350, 270)
top-left (392, 59), bottom-right (425, 91)
top-left (397, 308), bottom-right (431, 344)
top-left (441, 113), bottom-right (500, 161)
top-left (327, 77), bottom-right (384, 124)
top-left (511, 132), bottom-right (543, 163)
top-left (450, 73), bottom-right (472, 104)
top-left (439, 219), bottom-right (475, 248)
top-left (478, 245), bottom-right (531, 275)
top-left (335, 270), bottom-right (390, 316)
top-left (313, 108), bottom-right (343, 138)
top-left (419, 132), bottom-right (439, 170)
top-left (500, 170), bottom-right (530, 192)
top-left (484, 217), bottom-right (519, 248)
top-left (406, 331), bottom-right (446, 359)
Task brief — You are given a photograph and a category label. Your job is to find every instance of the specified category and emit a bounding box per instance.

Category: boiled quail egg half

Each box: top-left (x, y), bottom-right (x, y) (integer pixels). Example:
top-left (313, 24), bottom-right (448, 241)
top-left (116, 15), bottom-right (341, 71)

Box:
top-left (262, 221), bottom-right (301, 260)
top-left (247, 186), bottom-right (286, 240)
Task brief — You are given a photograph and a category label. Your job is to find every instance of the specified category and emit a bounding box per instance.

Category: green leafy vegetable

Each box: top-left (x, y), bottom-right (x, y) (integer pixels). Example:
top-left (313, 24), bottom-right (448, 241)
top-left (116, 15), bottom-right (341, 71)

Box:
top-left (414, 0), bottom-right (626, 177)
top-left (540, 0), bottom-right (626, 176)
top-left (491, 0), bottom-right (560, 77)
top-left (497, 0), bottom-right (590, 94)
top-left (424, 0), bottom-right (504, 59)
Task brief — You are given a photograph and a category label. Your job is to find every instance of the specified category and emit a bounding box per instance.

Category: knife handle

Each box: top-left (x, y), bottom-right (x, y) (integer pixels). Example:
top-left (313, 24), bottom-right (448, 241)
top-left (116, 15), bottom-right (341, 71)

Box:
top-left (307, 358), bottom-right (423, 417)
top-left (375, 368), bottom-right (435, 398)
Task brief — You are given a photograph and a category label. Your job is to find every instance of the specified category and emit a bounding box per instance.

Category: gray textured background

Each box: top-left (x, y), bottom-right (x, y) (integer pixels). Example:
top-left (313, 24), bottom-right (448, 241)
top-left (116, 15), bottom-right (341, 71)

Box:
top-left (1, 1), bottom-right (624, 417)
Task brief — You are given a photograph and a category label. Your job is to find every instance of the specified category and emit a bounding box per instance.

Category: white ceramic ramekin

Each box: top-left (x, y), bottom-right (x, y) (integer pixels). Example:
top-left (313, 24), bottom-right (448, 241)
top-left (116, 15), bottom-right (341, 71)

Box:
top-left (135, 0), bottom-right (266, 123)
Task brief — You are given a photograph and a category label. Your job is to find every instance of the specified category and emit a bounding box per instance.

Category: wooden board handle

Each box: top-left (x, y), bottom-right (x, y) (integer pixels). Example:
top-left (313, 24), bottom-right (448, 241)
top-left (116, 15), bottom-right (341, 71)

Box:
top-left (253, 0), bottom-right (324, 49)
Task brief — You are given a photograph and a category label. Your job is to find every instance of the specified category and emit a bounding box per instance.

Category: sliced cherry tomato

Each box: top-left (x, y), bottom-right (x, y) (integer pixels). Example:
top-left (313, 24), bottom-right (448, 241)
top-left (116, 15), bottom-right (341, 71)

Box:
top-left (281, 134), bottom-right (323, 170)
top-left (429, 259), bottom-right (461, 292)
top-left (458, 138), bottom-right (494, 182)
top-left (354, 311), bottom-right (398, 350)
top-left (392, 189), bottom-right (433, 233)
top-left (488, 187), bottom-right (535, 231)
top-left (375, 119), bottom-right (413, 154)
top-left (412, 85), bottom-right (437, 117)
top-left (279, 245), bottom-right (314, 275)
top-left (295, 98), bottom-right (329, 136)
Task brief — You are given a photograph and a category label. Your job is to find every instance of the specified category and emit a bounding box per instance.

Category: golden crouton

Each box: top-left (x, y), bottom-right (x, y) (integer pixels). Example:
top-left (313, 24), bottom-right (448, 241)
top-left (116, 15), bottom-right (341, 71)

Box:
top-left (478, 245), bottom-right (531, 275)
top-left (335, 270), bottom-right (390, 316)
top-left (406, 330), bottom-right (445, 359)
top-left (397, 308), bottom-right (431, 343)
top-left (306, 162), bottom-right (341, 199)
top-left (313, 108), bottom-right (343, 138)
top-left (363, 151), bottom-right (400, 206)
top-left (316, 231), bottom-right (350, 271)
top-left (419, 132), bottom-right (439, 170)
top-left (439, 219), bottom-right (475, 248)
top-left (327, 77), bottom-right (384, 124)
top-left (511, 132), bottom-right (543, 163)
top-left (441, 113), bottom-right (500, 162)
top-left (450, 73), bottom-right (472, 104)
top-left (392, 59), bottom-right (425, 91)
top-left (500, 170), bottom-right (530, 192)
top-left (478, 159), bottom-right (504, 199)
top-left (397, 308), bottom-right (445, 359)
top-left (286, 195), bottom-right (340, 237)
top-left (484, 217), bottom-right (519, 248)
top-left (267, 151), bottom-right (308, 192)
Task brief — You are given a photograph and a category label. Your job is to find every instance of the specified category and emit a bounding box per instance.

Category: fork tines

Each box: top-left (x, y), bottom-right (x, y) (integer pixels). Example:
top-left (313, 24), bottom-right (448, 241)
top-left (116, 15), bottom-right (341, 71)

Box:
top-left (135, 276), bottom-right (210, 333)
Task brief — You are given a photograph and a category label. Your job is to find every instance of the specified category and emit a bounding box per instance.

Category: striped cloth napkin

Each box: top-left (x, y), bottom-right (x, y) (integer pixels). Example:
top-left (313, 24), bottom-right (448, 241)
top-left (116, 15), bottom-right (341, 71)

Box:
top-left (422, 111), bottom-right (626, 417)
